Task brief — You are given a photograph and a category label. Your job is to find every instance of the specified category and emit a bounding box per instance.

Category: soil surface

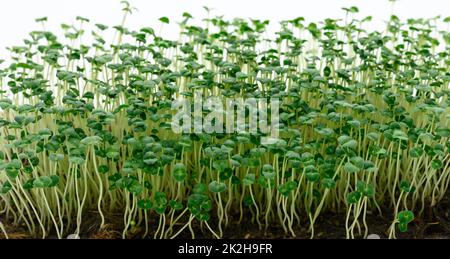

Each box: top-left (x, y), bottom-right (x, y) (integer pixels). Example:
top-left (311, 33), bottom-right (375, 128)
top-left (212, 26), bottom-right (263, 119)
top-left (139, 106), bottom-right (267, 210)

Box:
top-left (1, 194), bottom-right (450, 239)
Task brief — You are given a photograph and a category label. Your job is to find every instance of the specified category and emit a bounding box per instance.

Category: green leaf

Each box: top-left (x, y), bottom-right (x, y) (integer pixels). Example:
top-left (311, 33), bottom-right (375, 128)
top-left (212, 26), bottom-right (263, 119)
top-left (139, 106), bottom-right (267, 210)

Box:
top-left (159, 17), bottom-right (170, 24)
top-left (6, 169), bottom-right (19, 179)
top-left (367, 132), bottom-right (380, 142)
top-left (23, 179), bottom-right (34, 190)
top-left (188, 193), bottom-right (211, 221)
top-left (38, 128), bottom-right (52, 137)
top-left (338, 135), bottom-right (353, 146)
top-left (277, 184), bottom-right (290, 196)
top-left (95, 23), bottom-right (108, 30)
top-left (342, 140), bottom-right (358, 150)
top-left (286, 181), bottom-right (298, 191)
top-left (0, 182), bottom-right (12, 194)
top-left (193, 183), bottom-right (207, 195)
top-left (243, 173), bottom-right (256, 186)
top-left (69, 156), bottom-right (85, 165)
top-left (257, 176), bottom-right (273, 188)
top-left (262, 164), bottom-right (275, 179)
top-left (392, 130), bottom-right (409, 141)
top-left (306, 172), bottom-right (320, 182)
top-left (144, 181), bottom-right (152, 190)
top-left (155, 206), bottom-right (166, 214)
top-left (208, 181), bottom-right (227, 193)
top-left (398, 210), bottom-right (414, 224)
top-left (346, 191), bottom-right (361, 204)
top-left (315, 127), bottom-right (334, 137)
top-left (137, 199), bottom-right (153, 210)
top-left (80, 136), bottom-right (102, 146)
top-left (356, 181), bottom-right (366, 192)
top-left (49, 175), bottom-right (60, 187)
top-left (212, 160), bottom-right (228, 172)
top-left (200, 199), bottom-right (212, 211)
top-left (431, 159), bottom-right (443, 170)
top-left (129, 183), bottom-right (143, 195)
top-left (435, 128), bottom-right (450, 138)
top-left (8, 159), bottom-right (22, 170)
top-left (400, 180), bottom-right (415, 193)
top-left (363, 185), bottom-right (375, 197)
top-left (350, 156), bottom-right (364, 169)
top-left (93, 54), bottom-right (113, 66)
top-left (33, 176), bottom-right (53, 188)
top-left (106, 149), bottom-right (120, 159)
top-left (98, 165), bottom-right (109, 174)
top-left (35, 17), bottom-right (48, 23)
top-left (140, 27), bottom-right (155, 35)
top-left (169, 200), bottom-right (183, 210)
top-left (243, 196), bottom-right (253, 206)
top-left (172, 163), bottom-right (187, 182)
top-left (321, 178), bottom-right (336, 189)
top-left (323, 66), bottom-right (331, 77)
top-left (154, 192), bottom-right (167, 214)
top-left (49, 153), bottom-right (65, 162)
top-left (409, 147), bottom-right (423, 158)
top-left (364, 161), bottom-right (377, 172)
top-left (231, 176), bottom-right (241, 185)
top-left (219, 168), bottom-right (232, 181)
top-left (344, 162), bottom-right (360, 173)
top-left (347, 120), bottom-right (361, 128)
top-left (182, 12), bottom-right (193, 19)
top-left (197, 213), bottom-right (210, 221)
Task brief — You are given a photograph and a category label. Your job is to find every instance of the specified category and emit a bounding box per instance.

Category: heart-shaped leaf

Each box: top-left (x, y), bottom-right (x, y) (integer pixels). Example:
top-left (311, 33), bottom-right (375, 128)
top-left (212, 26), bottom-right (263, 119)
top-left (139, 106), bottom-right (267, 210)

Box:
top-left (346, 191), bottom-right (361, 204)
top-left (398, 210), bottom-right (414, 224)
top-left (137, 199), bottom-right (153, 210)
top-left (208, 181), bottom-right (227, 193)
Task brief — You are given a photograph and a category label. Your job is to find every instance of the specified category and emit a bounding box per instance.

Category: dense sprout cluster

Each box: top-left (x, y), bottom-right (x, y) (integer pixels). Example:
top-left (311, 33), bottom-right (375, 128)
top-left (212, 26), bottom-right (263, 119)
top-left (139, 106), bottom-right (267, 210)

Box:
top-left (1, 2), bottom-right (450, 239)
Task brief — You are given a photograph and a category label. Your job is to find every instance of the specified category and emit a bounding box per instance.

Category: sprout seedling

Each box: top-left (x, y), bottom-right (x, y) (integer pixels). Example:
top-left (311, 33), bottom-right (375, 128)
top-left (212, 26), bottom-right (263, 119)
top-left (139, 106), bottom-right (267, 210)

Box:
top-left (0, 1), bottom-right (448, 240)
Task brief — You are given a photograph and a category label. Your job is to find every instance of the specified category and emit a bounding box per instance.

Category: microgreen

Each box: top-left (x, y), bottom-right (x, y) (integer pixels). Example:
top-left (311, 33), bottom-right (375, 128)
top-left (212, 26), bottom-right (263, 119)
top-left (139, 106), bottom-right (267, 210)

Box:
top-left (0, 1), bottom-right (449, 240)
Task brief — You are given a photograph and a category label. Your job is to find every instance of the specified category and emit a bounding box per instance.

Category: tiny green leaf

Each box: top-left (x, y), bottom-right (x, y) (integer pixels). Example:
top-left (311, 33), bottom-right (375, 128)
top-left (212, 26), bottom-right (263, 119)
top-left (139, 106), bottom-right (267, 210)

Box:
top-left (346, 191), bottom-right (361, 204)
top-left (344, 162), bottom-right (360, 173)
top-left (208, 181), bottom-right (227, 193)
top-left (159, 17), bottom-right (170, 24)
top-left (398, 210), bottom-right (414, 224)
top-left (137, 199), bottom-right (153, 210)
top-left (172, 163), bottom-right (187, 182)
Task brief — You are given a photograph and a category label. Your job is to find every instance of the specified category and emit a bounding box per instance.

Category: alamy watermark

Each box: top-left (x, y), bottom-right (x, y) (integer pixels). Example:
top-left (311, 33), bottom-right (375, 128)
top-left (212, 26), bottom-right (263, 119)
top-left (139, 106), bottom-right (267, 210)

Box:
top-left (171, 91), bottom-right (280, 139)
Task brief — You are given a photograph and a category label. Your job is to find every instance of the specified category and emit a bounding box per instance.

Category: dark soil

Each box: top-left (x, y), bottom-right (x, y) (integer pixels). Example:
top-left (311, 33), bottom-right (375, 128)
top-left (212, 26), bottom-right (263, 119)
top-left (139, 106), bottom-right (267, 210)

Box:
top-left (2, 194), bottom-right (450, 239)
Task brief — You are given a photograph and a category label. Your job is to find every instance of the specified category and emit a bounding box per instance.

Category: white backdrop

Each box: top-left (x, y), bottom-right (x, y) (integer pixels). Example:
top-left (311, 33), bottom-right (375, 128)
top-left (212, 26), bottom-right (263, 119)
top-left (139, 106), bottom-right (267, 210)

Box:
top-left (0, 0), bottom-right (449, 60)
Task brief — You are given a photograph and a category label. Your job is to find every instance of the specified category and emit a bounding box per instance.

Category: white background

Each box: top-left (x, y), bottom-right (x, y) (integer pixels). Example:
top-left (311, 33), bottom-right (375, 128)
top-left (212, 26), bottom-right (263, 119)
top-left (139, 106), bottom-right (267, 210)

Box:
top-left (0, 0), bottom-right (449, 60)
